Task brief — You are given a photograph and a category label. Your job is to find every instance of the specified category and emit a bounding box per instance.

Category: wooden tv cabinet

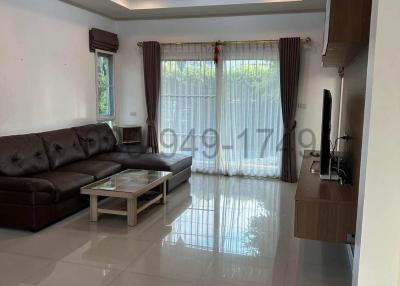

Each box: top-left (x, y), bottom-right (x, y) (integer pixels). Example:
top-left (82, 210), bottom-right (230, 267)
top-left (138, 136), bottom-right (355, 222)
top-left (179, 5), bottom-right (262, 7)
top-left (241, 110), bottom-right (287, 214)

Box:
top-left (295, 151), bottom-right (357, 243)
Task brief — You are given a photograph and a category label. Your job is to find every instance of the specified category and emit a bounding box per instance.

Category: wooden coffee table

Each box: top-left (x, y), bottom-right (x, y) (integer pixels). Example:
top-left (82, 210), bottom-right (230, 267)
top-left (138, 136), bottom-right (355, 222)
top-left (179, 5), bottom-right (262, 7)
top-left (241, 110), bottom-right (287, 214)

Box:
top-left (81, 169), bottom-right (172, 226)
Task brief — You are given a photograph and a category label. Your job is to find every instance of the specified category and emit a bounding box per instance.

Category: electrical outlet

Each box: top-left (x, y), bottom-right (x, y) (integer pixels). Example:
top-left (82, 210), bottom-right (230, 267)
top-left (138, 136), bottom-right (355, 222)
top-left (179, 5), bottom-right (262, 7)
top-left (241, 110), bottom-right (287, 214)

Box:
top-left (297, 103), bottom-right (307, 109)
top-left (129, 112), bottom-right (137, 117)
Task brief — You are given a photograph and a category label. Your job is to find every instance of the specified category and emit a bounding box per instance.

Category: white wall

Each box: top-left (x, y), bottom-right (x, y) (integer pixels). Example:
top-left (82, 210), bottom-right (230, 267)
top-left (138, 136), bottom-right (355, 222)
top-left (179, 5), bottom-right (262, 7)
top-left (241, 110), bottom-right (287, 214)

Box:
top-left (353, 0), bottom-right (400, 285)
top-left (115, 12), bottom-right (340, 171)
top-left (0, 3), bottom-right (339, 174)
top-left (0, 0), bottom-right (115, 136)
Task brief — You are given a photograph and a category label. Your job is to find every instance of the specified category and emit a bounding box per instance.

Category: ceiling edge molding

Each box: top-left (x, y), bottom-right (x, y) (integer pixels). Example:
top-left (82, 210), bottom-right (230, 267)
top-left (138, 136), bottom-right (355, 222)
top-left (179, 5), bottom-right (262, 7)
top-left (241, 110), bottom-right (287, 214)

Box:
top-left (59, 0), bottom-right (325, 21)
top-left (60, 0), bottom-right (117, 20)
top-left (115, 8), bottom-right (325, 21)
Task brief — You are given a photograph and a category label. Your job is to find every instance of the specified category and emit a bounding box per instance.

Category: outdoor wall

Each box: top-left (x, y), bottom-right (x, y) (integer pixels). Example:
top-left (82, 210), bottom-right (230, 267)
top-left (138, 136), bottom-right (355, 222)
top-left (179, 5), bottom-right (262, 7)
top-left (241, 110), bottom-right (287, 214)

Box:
top-left (116, 12), bottom-right (340, 172)
top-left (0, 0), bottom-right (115, 135)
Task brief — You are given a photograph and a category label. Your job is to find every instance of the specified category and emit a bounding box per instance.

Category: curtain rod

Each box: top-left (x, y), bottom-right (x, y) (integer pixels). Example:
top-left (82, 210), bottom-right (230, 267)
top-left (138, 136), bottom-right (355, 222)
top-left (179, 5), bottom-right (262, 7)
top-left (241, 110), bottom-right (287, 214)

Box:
top-left (137, 37), bottom-right (311, 47)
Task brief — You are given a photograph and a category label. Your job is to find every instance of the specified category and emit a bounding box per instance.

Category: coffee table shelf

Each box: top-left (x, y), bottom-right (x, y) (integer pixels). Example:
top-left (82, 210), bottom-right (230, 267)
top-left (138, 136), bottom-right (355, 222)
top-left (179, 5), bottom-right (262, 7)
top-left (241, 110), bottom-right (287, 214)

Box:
top-left (81, 169), bottom-right (172, 226)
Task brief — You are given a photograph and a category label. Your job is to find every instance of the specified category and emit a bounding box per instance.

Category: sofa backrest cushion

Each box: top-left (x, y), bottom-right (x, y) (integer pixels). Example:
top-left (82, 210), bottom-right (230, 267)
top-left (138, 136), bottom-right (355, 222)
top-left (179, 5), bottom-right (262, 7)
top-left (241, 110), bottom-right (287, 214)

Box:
top-left (74, 124), bottom-right (117, 157)
top-left (73, 124), bottom-right (99, 157)
top-left (38, 128), bottom-right (86, 169)
top-left (0, 134), bottom-right (50, 177)
top-left (96, 124), bottom-right (117, 153)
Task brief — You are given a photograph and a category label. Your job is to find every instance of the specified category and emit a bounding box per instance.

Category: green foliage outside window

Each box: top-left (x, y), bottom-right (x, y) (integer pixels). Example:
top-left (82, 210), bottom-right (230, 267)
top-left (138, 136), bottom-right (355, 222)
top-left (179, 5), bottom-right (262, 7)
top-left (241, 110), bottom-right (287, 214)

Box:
top-left (97, 54), bottom-right (113, 117)
top-left (161, 60), bottom-right (280, 100)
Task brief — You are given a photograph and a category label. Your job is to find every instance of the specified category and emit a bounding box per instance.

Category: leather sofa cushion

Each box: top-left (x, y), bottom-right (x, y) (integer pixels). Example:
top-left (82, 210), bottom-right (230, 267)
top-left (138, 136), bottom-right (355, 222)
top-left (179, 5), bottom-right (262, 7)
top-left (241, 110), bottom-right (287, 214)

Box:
top-left (0, 190), bottom-right (54, 205)
top-left (0, 176), bottom-right (54, 193)
top-left (32, 171), bottom-right (94, 202)
top-left (96, 124), bottom-right (117, 153)
top-left (73, 124), bottom-right (99, 157)
top-left (74, 124), bottom-right (117, 157)
top-left (114, 143), bottom-right (149, 153)
top-left (93, 152), bottom-right (192, 174)
top-left (0, 134), bottom-right (50, 176)
top-left (58, 160), bottom-right (122, 180)
top-left (0, 177), bottom-right (55, 205)
top-left (38, 129), bottom-right (86, 169)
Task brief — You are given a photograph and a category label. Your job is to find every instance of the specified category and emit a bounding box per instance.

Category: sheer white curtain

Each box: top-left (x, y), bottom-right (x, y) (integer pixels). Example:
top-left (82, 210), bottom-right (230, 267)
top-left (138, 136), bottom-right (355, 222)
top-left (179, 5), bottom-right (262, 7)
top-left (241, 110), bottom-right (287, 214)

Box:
top-left (160, 44), bottom-right (217, 172)
top-left (159, 42), bottom-right (283, 178)
top-left (218, 43), bottom-right (283, 177)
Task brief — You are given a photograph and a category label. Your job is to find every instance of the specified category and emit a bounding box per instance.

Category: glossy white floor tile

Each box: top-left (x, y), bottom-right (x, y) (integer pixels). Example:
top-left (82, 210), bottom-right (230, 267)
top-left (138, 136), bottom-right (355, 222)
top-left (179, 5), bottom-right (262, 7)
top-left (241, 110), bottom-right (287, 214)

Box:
top-left (20, 261), bottom-right (120, 286)
top-left (126, 240), bottom-right (214, 282)
top-left (0, 229), bottom-right (92, 260)
top-left (199, 253), bottom-right (287, 286)
top-left (0, 253), bottom-right (53, 286)
top-left (285, 260), bottom-right (353, 286)
top-left (0, 174), bottom-right (352, 286)
top-left (108, 272), bottom-right (192, 286)
top-left (60, 235), bottom-right (153, 270)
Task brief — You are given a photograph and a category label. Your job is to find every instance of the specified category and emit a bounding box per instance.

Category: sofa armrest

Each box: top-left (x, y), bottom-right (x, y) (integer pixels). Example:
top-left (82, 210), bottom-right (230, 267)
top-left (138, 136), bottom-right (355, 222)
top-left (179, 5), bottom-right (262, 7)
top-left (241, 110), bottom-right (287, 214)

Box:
top-left (0, 177), bottom-right (55, 193)
top-left (114, 143), bottom-right (152, 153)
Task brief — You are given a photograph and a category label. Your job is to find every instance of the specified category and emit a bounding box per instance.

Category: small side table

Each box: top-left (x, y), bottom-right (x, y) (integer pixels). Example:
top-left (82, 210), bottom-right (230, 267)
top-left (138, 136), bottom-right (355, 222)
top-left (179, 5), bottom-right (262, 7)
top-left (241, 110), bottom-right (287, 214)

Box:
top-left (117, 125), bottom-right (142, 144)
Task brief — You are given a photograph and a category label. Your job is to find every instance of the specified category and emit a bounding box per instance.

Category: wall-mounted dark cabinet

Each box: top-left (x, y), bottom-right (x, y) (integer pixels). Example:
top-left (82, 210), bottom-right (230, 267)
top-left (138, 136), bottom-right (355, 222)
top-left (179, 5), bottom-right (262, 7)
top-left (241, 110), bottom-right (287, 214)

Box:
top-left (322, 0), bottom-right (372, 67)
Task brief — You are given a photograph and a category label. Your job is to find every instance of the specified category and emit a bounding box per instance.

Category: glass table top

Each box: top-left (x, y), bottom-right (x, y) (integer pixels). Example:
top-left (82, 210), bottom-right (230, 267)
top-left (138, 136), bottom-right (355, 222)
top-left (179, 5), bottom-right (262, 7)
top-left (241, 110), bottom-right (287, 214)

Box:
top-left (82, 169), bottom-right (172, 194)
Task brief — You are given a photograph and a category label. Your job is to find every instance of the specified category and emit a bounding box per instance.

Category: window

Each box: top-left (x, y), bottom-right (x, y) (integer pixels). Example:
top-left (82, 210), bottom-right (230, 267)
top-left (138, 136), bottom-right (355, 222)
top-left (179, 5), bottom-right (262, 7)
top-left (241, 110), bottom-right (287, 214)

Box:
top-left (218, 43), bottom-right (283, 177)
top-left (159, 43), bottom-right (283, 178)
top-left (160, 58), bottom-right (217, 172)
top-left (95, 50), bottom-right (115, 122)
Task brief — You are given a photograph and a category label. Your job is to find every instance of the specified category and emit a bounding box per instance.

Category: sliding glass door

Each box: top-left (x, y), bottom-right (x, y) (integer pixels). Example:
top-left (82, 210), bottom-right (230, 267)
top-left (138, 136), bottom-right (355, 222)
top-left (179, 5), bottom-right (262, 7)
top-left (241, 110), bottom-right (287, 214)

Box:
top-left (219, 43), bottom-right (283, 177)
top-left (160, 44), bottom-right (217, 172)
top-left (159, 43), bottom-right (283, 178)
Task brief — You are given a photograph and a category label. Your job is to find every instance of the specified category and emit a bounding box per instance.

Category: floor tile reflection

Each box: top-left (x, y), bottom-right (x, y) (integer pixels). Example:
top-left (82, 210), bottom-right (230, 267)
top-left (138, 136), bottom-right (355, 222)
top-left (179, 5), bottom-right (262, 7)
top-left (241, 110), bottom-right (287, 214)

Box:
top-left (21, 261), bottom-right (120, 286)
top-left (0, 173), bottom-right (352, 286)
top-left (0, 252), bottom-right (52, 286)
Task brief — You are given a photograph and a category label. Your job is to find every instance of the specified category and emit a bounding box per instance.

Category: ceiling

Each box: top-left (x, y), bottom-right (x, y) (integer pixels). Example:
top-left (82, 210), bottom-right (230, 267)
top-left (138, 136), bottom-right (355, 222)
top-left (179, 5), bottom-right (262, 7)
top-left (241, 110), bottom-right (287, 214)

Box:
top-left (61, 0), bottom-right (326, 20)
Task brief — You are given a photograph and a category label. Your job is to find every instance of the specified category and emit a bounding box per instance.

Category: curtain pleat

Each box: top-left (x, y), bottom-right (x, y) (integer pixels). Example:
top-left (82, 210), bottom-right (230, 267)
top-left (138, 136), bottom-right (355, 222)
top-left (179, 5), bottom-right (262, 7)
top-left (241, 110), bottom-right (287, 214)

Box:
top-left (143, 41), bottom-right (161, 153)
top-left (160, 44), bottom-right (216, 172)
top-left (219, 42), bottom-right (283, 177)
top-left (160, 42), bottom-right (283, 178)
top-left (279, 38), bottom-right (300, 183)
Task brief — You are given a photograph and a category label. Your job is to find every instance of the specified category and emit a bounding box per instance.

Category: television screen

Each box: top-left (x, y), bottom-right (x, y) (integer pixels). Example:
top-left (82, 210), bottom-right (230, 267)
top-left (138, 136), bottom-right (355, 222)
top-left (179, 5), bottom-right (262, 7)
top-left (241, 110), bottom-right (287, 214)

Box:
top-left (320, 89), bottom-right (332, 177)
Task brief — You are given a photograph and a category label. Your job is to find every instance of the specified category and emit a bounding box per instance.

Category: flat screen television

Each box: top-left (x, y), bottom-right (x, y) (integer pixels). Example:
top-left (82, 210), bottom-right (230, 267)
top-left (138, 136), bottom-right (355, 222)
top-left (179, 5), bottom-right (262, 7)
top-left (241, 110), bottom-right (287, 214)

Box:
top-left (320, 89), bottom-right (332, 177)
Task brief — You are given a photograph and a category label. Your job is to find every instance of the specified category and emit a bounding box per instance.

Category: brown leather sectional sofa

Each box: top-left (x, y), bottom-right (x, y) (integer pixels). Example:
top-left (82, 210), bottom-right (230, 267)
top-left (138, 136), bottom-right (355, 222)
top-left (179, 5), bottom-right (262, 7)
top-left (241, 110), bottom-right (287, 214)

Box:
top-left (0, 124), bottom-right (192, 231)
